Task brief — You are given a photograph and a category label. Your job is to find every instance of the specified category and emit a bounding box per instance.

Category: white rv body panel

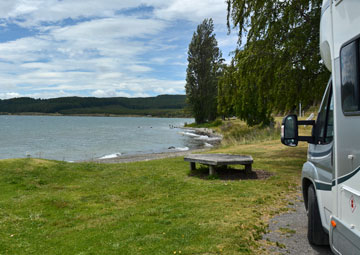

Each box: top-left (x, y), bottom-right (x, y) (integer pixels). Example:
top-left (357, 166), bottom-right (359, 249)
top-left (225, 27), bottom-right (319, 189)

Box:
top-left (339, 175), bottom-right (360, 230)
top-left (332, 0), bottom-right (360, 59)
top-left (318, 188), bottom-right (332, 228)
top-left (331, 0), bottom-right (360, 238)
top-left (318, 0), bottom-right (360, 253)
top-left (320, 0), bottom-right (333, 71)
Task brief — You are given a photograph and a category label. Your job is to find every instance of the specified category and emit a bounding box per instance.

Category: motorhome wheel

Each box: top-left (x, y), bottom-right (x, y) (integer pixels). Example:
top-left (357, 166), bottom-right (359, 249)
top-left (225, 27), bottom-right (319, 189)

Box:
top-left (307, 185), bottom-right (329, 245)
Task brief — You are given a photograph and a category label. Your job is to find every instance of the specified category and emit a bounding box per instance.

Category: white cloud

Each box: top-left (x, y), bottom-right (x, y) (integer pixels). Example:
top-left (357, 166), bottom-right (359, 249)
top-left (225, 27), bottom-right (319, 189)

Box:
top-left (92, 89), bottom-right (130, 98)
top-left (154, 0), bottom-right (227, 24)
top-left (0, 0), bottom-right (141, 27)
top-left (217, 34), bottom-right (238, 48)
top-left (154, 87), bottom-right (177, 94)
top-left (0, 0), bottom-right (234, 99)
top-left (126, 65), bottom-right (152, 73)
top-left (52, 16), bottom-right (167, 40)
top-left (0, 1), bottom-right (20, 18)
top-left (20, 90), bottom-right (73, 99)
top-left (97, 72), bottom-right (123, 80)
top-left (0, 0), bottom-right (228, 27)
top-left (0, 92), bottom-right (20, 99)
top-left (0, 37), bottom-right (50, 62)
top-left (150, 57), bottom-right (170, 65)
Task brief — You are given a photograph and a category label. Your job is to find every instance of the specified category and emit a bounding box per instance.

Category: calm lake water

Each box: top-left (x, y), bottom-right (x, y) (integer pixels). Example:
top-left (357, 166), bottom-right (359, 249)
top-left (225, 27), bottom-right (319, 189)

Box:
top-left (0, 115), bottom-right (202, 161)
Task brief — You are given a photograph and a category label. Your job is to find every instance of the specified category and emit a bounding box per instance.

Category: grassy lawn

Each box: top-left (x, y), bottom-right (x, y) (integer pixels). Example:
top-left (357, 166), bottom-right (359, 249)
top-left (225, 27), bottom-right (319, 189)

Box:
top-left (0, 139), bottom-right (307, 254)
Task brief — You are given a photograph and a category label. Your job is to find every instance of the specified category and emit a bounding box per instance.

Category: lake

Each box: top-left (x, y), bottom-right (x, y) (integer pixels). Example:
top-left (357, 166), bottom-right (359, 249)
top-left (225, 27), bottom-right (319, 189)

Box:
top-left (0, 115), bottom-right (202, 161)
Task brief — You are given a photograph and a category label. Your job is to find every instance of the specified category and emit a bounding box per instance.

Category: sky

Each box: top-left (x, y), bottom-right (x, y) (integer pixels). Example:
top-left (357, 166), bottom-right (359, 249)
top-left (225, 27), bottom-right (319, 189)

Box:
top-left (0, 0), bottom-right (238, 99)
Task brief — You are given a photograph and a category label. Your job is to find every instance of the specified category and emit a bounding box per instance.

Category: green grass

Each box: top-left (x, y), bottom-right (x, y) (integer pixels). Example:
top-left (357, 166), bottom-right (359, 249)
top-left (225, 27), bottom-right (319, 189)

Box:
top-left (209, 119), bottom-right (281, 146)
top-left (184, 119), bottom-right (223, 128)
top-left (0, 139), bottom-right (307, 254)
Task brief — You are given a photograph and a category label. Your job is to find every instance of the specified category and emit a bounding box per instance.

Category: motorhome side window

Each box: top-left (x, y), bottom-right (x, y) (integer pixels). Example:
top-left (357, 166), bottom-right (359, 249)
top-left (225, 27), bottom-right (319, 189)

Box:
top-left (341, 40), bottom-right (360, 113)
top-left (315, 84), bottom-right (333, 144)
top-left (325, 94), bottom-right (334, 143)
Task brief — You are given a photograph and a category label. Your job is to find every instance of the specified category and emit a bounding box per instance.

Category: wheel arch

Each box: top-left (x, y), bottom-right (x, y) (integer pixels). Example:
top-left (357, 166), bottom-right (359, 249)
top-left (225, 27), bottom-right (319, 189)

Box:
top-left (302, 177), bottom-right (315, 211)
top-left (302, 161), bottom-right (319, 211)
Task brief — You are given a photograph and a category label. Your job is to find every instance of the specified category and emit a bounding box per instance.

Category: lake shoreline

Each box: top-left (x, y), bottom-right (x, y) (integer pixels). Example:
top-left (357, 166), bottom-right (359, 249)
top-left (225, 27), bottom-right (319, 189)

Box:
top-left (0, 115), bottom-right (197, 161)
top-left (0, 115), bottom-right (222, 162)
top-left (86, 127), bottom-right (222, 163)
top-left (87, 148), bottom-right (209, 163)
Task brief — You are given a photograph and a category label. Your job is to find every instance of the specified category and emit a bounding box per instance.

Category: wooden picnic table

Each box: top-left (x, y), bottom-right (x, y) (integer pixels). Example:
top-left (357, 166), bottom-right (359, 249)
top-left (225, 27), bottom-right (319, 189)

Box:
top-left (184, 153), bottom-right (253, 176)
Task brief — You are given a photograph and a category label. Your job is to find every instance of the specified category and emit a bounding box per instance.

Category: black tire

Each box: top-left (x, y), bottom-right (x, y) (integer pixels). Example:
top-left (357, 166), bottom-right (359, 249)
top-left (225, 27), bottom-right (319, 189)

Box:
top-left (307, 185), bottom-right (329, 245)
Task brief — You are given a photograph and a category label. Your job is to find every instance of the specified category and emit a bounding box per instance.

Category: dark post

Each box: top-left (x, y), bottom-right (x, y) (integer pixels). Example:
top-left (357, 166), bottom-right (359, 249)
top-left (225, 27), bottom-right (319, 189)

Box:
top-left (190, 162), bottom-right (196, 171)
top-left (245, 164), bottom-right (252, 174)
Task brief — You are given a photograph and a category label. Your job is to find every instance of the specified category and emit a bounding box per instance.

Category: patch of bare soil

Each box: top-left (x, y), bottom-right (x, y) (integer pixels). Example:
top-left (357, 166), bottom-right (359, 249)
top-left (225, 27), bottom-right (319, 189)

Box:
top-left (189, 166), bottom-right (274, 180)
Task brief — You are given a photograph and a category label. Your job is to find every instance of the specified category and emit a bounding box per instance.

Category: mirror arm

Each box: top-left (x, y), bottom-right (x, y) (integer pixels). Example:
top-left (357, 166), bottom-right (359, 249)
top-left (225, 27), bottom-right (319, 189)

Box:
top-left (297, 120), bottom-right (315, 144)
top-left (297, 120), bottom-right (315, 126)
top-left (298, 136), bottom-right (315, 143)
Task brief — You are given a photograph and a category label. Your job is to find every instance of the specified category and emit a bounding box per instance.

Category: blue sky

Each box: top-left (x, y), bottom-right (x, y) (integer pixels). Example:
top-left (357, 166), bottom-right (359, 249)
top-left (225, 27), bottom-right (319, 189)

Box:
top-left (0, 0), bottom-right (238, 99)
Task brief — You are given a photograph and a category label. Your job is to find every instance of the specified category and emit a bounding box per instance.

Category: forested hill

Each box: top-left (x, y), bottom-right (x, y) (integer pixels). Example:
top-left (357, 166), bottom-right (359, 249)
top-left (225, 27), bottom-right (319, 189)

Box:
top-left (0, 95), bottom-right (189, 117)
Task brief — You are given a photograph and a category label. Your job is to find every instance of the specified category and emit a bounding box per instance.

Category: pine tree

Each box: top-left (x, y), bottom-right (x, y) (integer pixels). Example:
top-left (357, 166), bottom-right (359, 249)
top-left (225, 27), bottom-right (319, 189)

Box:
top-left (185, 18), bottom-right (223, 124)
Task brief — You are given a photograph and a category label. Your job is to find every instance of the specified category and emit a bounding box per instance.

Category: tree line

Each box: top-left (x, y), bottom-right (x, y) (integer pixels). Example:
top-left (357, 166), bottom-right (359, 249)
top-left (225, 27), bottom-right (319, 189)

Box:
top-left (186, 0), bottom-right (329, 125)
top-left (0, 95), bottom-right (189, 117)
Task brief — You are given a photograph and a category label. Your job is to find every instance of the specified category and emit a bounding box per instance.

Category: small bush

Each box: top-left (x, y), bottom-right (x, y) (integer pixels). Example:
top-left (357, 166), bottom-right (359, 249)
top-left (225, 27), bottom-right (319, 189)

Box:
top-left (222, 122), bottom-right (281, 145)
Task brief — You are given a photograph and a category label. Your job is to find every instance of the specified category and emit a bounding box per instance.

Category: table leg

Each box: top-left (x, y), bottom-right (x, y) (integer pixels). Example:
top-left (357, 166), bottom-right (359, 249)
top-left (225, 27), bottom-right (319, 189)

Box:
top-left (245, 164), bottom-right (252, 174)
top-left (209, 165), bottom-right (216, 176)
top-left (190, 162), bottom-right (196, 171)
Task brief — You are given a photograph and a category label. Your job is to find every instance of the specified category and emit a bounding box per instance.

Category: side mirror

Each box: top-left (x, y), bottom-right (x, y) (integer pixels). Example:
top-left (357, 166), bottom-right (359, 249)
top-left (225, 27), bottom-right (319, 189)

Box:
top-left (281, 114), bottom-right (316, 147)
top-left (281, 115), bottom-right (298, 147)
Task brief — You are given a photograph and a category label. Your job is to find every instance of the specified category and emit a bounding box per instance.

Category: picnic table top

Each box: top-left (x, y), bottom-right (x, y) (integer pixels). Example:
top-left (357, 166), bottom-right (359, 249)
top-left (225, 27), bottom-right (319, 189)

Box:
top-left (184, 153), bottom-right (253, 166)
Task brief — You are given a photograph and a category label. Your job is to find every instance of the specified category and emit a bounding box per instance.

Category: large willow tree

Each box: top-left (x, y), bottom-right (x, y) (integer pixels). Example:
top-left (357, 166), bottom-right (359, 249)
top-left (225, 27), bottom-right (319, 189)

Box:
top-left (220, 0), bottom-right (330, 125)
top-left (186, 18), bottom-right (223, 124)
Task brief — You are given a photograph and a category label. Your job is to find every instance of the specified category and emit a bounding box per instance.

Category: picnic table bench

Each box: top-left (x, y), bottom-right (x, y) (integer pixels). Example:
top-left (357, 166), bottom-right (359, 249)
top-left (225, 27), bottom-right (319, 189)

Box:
top-left (184, 154), bottom-right (253, 176)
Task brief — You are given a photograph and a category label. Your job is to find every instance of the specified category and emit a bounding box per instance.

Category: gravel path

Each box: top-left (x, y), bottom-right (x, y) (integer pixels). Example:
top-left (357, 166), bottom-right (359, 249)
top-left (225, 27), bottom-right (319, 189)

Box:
top-left (263, 193), bottom-right (333, 254)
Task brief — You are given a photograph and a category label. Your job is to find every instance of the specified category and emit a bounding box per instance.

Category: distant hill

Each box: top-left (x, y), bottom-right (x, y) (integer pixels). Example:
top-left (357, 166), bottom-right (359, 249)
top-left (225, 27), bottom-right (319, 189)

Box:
top-left (0, 95), bottom-right (190, 117)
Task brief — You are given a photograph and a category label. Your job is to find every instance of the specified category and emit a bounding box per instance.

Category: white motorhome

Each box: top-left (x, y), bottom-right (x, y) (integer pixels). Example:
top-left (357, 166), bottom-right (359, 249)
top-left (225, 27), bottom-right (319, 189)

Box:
top-left (281, 0), bottom-right (360, 254)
